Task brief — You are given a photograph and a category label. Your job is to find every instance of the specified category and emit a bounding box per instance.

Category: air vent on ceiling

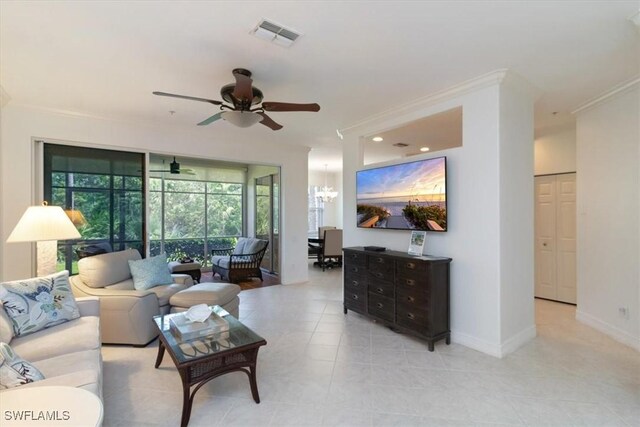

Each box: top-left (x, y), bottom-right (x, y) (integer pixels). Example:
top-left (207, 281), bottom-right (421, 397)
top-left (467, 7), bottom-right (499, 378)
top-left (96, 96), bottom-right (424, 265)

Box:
top-left (251, 19), bottom-right (302, 48)
top-left (393, 142), bottom-right (410, 147)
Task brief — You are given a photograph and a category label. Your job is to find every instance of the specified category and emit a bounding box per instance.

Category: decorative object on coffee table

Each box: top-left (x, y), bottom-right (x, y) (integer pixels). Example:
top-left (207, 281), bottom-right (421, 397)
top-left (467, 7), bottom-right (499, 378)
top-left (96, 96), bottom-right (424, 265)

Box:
top-left (153, 305), bottom-right (266, 427)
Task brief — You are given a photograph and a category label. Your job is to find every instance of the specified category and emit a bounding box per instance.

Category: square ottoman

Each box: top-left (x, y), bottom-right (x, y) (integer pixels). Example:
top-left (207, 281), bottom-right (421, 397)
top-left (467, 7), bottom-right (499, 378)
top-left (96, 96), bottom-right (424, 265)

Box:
top-left (170, 282), bottom-right (241, 318)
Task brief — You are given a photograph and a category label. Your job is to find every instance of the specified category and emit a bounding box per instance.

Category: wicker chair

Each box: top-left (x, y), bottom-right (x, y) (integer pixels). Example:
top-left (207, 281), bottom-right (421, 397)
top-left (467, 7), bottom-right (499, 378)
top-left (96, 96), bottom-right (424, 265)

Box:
top-left (211, 238), bottom-right (269, 283)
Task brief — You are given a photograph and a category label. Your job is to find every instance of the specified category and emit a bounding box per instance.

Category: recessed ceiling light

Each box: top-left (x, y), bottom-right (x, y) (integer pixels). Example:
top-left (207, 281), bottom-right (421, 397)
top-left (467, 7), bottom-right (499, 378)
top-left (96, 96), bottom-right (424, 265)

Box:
top-left (420, 147), bottom-right (430, 152)
top-left (372, 136), bottom-right (383, 142)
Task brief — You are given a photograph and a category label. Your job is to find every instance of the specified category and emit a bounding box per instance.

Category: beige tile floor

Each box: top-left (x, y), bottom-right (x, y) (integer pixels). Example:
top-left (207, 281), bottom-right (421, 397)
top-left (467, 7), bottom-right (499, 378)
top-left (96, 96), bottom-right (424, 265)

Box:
top-left (101, 263), bottom-right (640, 426)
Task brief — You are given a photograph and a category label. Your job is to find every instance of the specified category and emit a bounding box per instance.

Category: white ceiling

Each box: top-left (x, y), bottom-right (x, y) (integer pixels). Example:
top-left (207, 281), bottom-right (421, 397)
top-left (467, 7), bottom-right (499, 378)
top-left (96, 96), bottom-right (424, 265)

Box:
top-left (1, 1), bottom-right (638, 172)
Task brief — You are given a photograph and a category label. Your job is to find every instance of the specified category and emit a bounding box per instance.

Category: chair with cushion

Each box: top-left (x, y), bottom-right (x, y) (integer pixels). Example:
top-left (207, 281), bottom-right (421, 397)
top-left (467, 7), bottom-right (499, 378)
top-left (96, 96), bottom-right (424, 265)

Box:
top-left (211, 237), bottom-right (269, 284)
top-left (69, 249), bottom-right (193, 345)
top-left (319, 229), bottom-right (343, 271)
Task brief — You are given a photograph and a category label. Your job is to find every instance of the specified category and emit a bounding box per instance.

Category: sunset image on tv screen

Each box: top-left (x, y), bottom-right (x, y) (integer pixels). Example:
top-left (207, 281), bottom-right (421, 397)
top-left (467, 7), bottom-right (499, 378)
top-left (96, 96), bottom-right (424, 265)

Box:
top-left (356, 157), bottom-right (447, 231)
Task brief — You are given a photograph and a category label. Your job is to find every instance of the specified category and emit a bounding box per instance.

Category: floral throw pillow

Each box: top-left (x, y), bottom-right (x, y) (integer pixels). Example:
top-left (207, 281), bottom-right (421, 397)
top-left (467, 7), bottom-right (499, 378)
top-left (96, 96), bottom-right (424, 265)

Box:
top-left (0, 342), bottom-right (45, 389)
top-left (0, 270), bottom-right (80, 337)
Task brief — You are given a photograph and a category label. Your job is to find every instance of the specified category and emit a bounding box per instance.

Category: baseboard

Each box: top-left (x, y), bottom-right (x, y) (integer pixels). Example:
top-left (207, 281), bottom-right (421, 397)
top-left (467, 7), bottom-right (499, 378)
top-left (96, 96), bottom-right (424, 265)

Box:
top-left (500, 325), bottom-right (537, 356)
top-left (452, 325), bottom-right (536, 359)
top-left (451, 331), bottom-right (502, 358)
top-left (576, 310), bottom-right (640, 351)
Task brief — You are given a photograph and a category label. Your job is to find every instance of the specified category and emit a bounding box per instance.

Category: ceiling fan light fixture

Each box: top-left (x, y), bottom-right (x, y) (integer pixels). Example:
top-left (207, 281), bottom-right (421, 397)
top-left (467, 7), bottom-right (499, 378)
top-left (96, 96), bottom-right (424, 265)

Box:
top-left (221, 111), bottom-right (262, 128)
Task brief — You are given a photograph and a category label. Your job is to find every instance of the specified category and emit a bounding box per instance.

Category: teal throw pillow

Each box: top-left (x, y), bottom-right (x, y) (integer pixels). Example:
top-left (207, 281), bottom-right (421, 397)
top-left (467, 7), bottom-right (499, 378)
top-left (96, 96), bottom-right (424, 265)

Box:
top-left (0, 342), bottom-right (45, 389)
top-left (128, 254), bottom-right (173, 291)
top-left (0, 270), bottom-right (80, 337)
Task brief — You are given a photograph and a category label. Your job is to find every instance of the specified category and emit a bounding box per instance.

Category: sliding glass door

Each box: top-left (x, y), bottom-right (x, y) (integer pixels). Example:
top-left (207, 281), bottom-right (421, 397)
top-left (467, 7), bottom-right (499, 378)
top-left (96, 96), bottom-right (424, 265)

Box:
top-left (43, 143), bottom-right (145, 274)
top-left (255, 173), bottom-right (280, 274)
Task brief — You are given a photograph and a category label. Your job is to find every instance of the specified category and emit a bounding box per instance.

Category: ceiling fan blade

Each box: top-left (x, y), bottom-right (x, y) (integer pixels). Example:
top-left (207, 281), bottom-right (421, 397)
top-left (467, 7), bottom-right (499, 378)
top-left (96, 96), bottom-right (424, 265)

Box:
top-left (262, 102), bottom-right (320, 112)
top-left (197, 112), bottom-right (224, 126)
top-left (232, 72), bottom-right (254, 101)
top-left (153, 91), bottom-right (223, 105)
top-left (257, 112), bottom-right (283, 131)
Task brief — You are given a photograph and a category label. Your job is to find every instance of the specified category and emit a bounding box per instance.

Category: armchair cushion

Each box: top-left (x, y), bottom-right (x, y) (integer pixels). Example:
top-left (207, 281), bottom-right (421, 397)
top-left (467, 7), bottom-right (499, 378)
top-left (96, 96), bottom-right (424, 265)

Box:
top-left (0, 271), bottom-right (80, 337)
top-left (128, 254), bottom-right (173, 291)
top-left (78, 248), bottom-right (140, 288)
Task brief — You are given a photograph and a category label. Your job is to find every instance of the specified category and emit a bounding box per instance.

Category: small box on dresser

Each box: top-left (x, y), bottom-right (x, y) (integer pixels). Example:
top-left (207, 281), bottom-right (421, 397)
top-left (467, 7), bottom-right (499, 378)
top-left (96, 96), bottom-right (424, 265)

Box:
top-left (342, 247), bottom-right (452, 351)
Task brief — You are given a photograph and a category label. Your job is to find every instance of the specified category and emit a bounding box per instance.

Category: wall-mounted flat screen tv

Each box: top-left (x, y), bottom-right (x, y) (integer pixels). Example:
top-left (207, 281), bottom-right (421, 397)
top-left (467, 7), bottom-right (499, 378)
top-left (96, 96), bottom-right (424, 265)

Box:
top-left (356, 156), bottom-right (447, 231)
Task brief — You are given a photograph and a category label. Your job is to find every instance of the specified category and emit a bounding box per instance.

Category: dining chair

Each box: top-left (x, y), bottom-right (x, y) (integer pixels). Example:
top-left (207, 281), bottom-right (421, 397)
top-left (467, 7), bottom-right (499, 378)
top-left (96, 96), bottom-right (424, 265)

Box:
top-left (320, 229), bottom-right (343, 271)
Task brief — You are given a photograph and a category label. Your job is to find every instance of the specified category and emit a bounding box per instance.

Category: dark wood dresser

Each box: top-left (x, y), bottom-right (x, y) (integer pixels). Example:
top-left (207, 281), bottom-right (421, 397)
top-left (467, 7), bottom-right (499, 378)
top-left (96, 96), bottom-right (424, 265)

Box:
top-left (342, 247), bottom-right (452, 351)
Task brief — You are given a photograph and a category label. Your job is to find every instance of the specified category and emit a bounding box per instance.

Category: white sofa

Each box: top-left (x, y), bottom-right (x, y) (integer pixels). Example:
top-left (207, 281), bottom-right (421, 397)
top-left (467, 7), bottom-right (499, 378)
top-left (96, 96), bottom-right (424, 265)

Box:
top-left (0, 297), bottom-right (103, 398)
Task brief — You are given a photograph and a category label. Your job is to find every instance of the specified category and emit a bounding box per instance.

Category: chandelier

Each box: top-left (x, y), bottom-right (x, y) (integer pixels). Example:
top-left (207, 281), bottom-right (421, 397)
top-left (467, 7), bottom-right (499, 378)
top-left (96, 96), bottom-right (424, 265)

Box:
top-left (316, 164), bottom-right (338, 203)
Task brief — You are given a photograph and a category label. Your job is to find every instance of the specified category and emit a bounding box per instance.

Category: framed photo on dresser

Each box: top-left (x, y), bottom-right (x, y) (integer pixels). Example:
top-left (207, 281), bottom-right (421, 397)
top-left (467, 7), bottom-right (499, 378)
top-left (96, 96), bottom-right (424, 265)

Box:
top-left (407, 230), bottom-right (426, 256)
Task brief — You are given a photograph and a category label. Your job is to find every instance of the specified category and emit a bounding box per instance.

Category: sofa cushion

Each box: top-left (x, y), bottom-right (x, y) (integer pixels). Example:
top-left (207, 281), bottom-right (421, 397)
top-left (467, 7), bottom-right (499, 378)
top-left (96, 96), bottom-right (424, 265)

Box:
top-left (232, 238), bottom-right (247, 255)
top-left (244, 238), bottom-right (266, 255)
top-left (128, 254), bottom-right (173, 291)
top-left (169, 282), bottom-right (241, 309)
top-left (18, 369), bottom-right (101, 397)
top-left (0, 342), bottom-right (45, 389)
top-left (0, 271), bottom-right (80, 337)
top-left (10, 316), bottom-right (100, 362)
top-left (211, 256), bottom-right (230, 269)
top-left (32, 349), bottom-right (101, 384)
top-left (147, 283), bottom-right (190, 306)
top-left (0, 306), bottom-right (13, 343)
top-left (103, 278), bottom-right (136, 291)
top-left (78, 248), bottom-right (140, 288)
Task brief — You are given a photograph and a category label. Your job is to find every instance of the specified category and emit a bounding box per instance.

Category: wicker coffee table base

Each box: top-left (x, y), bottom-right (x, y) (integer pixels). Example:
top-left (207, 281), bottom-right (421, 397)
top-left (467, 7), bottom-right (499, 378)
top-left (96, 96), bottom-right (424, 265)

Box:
top-left (155, 338), bottom-right (265, 427)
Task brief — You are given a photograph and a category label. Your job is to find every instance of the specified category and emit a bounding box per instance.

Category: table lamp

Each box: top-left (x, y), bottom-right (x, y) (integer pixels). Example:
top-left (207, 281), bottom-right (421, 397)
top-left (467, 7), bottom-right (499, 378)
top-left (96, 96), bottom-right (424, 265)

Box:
top-left (7, 202), bottom-right (81, 276)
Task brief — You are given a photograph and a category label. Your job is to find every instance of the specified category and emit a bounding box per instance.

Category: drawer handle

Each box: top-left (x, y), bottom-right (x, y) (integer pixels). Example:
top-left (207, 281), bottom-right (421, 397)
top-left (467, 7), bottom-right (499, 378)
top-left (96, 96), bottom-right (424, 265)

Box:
top-left (407, 313), bottom-right (415, 320)
top-left (406, 262), bottom-right (415, 269)
top-left (352, 280), bottom-right (359, 286)
top-left (407, 296), bottom-right (415, 302)
top-left (376, 287), bottom-right (384, 294)
top-left (351, 254), bottom-right (358, 259)
top-left (376, 272), bottom-right (383, 278)
top-left (352, 294), bottom-right (359, 300)
top-left (376, 258), bottom-right (384, 264)
top-left (376, 303), bottom-right (384, 309)
top-left (406, 279), bottom-right (415, 286)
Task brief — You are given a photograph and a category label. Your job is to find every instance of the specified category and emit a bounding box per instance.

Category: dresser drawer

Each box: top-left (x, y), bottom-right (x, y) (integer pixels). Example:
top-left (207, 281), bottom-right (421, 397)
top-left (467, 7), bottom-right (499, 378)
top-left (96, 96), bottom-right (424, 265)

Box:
top-left (396, 303), bottom-right (429, 334)
top-left (397, 259), bottom-right (428, 275)
top-left (368, 293), bottom-right (394, 323)
top-left (396, 285), bottom-right (428, 307)
top-left (368, 279), bottom-right (395, 299)
top-left (344, 272), bottom-right (367, 291)
top-left (395, 274), bottom-right (425, 292)
top-left (345, 263), bottom-right (367, 276)
top-left (344, 250), bottom-right (367, 266)
top-left (368, 269), bottom-right (394, 283)
top-left (344, 290), bottom-right (367, 313)
top-left (368, 255), bottom-right (394, 275)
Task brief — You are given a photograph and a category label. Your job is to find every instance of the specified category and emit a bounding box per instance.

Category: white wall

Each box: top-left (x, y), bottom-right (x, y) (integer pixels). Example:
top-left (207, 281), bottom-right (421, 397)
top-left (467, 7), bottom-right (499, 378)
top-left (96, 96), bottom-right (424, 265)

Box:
top-left (575, 82), bottom-right (640, 350)
top-left (0, 105), bottom-right (310, 285)
top-left (498, 77), bottom-right (536, 351)
top-left (342, 70), bottom-right (536, 357)
top-left (534, 125), bottom-right (577, 175)
top-left (308, 169), bottom-right (342, 229)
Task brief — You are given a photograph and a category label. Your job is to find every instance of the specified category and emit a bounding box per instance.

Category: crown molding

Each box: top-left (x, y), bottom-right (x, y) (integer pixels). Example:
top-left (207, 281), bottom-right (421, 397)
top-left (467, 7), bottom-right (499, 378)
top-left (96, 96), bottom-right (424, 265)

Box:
top-left (339, 69), bottom-right (509, 135)
top-left (572, 76), bottom-right (640, 115)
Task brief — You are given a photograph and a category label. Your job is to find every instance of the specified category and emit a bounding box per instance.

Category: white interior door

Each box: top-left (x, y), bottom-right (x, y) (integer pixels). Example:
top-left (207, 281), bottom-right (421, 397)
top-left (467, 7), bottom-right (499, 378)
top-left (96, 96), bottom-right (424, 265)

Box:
top-left (555, 173), bottom-right (577, 303)
top-left (535, 175), bottom-right (557, 300)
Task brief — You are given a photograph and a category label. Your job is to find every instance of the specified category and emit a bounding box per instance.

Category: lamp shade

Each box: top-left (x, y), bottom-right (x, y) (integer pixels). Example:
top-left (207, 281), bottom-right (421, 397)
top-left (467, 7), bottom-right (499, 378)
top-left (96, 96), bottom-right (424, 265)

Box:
top-left (221, 111), bottom-right (262, 128)
top-left (7, 205), bottom-right (81, 242)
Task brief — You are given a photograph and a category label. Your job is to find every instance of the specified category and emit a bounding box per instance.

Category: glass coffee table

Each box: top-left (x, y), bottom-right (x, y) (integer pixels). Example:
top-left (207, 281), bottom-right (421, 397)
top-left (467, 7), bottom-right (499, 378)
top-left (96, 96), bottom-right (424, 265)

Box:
top-left (153, 306), bottom-right (267, 427)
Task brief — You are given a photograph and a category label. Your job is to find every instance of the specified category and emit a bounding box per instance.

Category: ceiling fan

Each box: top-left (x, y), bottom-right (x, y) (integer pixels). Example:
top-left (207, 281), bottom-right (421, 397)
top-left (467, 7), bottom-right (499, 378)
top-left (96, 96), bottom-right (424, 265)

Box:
top-left (153, 68), bottom-right (320, 131)
top-left (149, 157), bottom-right (195, 175)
